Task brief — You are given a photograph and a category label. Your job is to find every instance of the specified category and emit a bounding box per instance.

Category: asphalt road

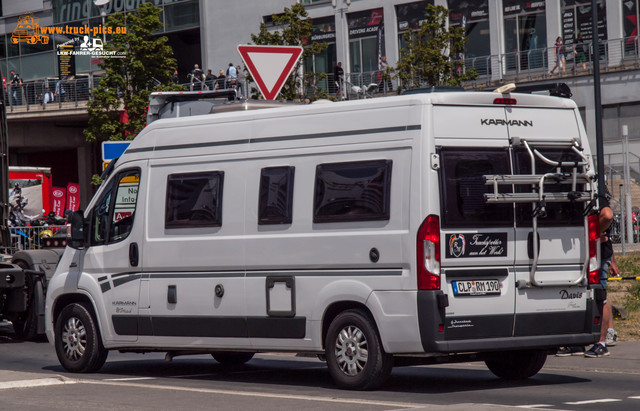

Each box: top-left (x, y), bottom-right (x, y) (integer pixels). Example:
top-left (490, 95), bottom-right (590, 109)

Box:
top-left (2, 321), bottom-right (640, 411)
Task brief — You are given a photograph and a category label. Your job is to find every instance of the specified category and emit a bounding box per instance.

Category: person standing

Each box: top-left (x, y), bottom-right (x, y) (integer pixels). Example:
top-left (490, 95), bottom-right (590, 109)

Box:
top-left (191, 64), bottom-right (204, 90)
top-left (574, 33), bottom-right (587, 71)
top-left (216, 69), bottom-right (226, 89)
top-left (333, 62), bottom-right (344, 99)
top-left (171, 70), bottom-right (180, 84)
top-left (205, 69), bottom-right (216, 90)
top-left (226, 63), bottom-right (237, 89)
top-left (9, 70), bottom-right (22, 105)
top-left (550, 36), bottom-right (566, 75)
top-left (378, 55), bottom-right (391, 92)
top-left (584, 195), bottom-right (619, 358)
top-left (235, 65), bottom-right (244, 98)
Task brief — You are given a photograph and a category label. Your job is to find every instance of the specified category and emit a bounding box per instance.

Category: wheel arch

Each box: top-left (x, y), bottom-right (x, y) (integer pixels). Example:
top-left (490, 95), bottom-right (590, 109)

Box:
top-left (321, 301), bottom-right (376, 350)
top-left (51, 292), bottom-right (103, 342)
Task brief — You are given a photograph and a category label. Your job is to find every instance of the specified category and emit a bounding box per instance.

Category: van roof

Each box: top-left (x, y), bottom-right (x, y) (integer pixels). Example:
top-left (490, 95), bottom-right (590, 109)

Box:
top-left (121, 92), bottom-right (578, 162)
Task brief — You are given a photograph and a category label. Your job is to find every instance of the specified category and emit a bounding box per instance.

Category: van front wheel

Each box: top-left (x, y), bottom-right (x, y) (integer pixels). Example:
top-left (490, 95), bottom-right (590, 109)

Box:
top-left (485, 349), bottom-right (547, 380)
top-left (55, 303), bottom-right (108, 373)
top-left (325, 309), bottom-right (393, 390)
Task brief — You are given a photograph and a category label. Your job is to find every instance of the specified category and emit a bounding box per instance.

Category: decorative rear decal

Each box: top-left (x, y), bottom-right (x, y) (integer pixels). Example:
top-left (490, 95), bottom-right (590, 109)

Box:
top-left (445, 233), bottom-right (507, 258)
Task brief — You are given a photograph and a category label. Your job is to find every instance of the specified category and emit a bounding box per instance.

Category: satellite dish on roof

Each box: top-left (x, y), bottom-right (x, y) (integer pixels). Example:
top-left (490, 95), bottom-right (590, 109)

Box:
top-left (93, 0), bottom-right (111, 6)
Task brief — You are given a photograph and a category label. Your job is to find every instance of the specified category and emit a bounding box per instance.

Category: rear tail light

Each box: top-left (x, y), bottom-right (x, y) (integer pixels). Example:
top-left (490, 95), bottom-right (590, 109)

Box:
top-left (493, 98), bottom-right (517, 105)
top-left (417, 215), bottom-right (441, 290)
top-left (587, 214), bottom-right (600, 285)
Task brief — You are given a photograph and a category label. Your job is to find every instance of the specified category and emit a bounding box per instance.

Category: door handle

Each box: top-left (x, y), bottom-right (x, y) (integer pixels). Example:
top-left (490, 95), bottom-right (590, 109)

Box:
top-left (129, 242), bottom-right (139, 267)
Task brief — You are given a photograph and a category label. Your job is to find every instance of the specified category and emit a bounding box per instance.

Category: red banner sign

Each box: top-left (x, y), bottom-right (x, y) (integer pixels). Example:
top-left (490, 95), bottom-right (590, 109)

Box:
top-left (66, 183), bottom-right (80, 212)
top-left (51, 187), bottom-right (67, 217)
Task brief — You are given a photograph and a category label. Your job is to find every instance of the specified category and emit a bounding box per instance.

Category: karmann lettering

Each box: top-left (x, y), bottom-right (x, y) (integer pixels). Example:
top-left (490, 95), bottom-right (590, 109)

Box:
top-left (480, 119), bottom-right (533, 127)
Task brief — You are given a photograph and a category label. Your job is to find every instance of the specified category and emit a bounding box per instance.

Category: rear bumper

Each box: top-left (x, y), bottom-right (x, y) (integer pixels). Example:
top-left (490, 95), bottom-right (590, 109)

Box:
top-left (417, 290), bottom-right (602, 353)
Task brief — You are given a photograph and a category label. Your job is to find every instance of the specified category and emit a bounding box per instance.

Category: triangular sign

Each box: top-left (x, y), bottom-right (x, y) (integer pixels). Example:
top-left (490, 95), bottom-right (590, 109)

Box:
top-left (237, 45), bottom-right (303, 100)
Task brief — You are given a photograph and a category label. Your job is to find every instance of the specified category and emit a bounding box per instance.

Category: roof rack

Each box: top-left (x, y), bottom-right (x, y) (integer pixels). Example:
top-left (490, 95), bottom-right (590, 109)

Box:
top-left (147, 89), bottom-right (238, 124)
top-left (483, 138), bottom-right (595, 288)
top-left (401, 85), bottom-right (465, 95)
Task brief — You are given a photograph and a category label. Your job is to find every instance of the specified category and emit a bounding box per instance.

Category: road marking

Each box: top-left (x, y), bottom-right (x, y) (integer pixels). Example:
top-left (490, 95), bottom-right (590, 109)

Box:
top-left (0, 378), bottom-right (76, 390)
top-left (104, 377), bottom-right (156, 381)
top-left (81, 379), bottom-right (426, 408)
top-left (564, 399), bottom-right (621, 405)
top-left (515, 405), bottom-right (553, 408)
top-left (629, 396), bottom-right (640, 399)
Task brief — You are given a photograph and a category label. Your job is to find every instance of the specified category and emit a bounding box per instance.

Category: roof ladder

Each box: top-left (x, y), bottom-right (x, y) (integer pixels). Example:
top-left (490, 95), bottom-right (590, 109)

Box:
top-left (483, 138), bottom-right (596, 288)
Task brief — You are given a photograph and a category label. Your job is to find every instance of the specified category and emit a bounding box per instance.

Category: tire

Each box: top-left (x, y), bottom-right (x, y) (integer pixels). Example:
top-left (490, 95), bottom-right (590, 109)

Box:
top-left (211, 352), bottom-right (255, 365)
top-left (54, 303), bottom-right (108, 373)
top-left (485, 350), bottom-right (547, 380)
top-left (11, 261), bottom-right (39, 341)
top-left (325, 309), bottom-right (393, 390)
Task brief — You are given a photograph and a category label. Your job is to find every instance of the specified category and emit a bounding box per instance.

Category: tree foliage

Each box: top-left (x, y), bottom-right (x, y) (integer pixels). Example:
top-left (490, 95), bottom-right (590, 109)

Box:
top-left (84, 2), bottom-right (182, 143)
top-left (395, 4), bottom-right (477, 90)
top-left (250, 3), bottom-right (327, 101)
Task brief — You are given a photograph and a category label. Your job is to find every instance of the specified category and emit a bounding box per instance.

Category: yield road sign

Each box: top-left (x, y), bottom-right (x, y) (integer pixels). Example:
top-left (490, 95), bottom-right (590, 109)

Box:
top-left (237, 45), bottom-right (303, 100)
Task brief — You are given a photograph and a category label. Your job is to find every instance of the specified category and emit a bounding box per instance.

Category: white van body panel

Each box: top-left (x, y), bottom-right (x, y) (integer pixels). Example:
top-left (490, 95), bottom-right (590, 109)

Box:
top-left (46, 93), bottom-right (601, 361)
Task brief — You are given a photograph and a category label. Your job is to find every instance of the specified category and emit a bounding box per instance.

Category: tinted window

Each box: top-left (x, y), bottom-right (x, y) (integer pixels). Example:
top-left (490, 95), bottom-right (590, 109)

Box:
top-left (91, 169), bottom-right (140, 245)
top-left (165, 171), bottom-right (224, 228)
top-left (514, 148), bottom-right (585, 226)
top-left (259, 166), bottom-right (295, 225)
top-left (439, 148), bottom-right (513, 228)
top-left (314, 160), bottom-right (392, 223)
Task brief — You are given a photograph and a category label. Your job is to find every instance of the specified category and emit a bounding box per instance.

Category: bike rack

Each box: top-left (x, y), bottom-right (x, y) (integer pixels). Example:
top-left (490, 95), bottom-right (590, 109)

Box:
top-left (484, 138), bottom-right (596, 288)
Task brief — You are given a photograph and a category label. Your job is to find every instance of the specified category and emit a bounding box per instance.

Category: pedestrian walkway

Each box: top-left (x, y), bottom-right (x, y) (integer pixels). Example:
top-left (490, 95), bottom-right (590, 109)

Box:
top-left (547, 340), bottom-right (640, 373)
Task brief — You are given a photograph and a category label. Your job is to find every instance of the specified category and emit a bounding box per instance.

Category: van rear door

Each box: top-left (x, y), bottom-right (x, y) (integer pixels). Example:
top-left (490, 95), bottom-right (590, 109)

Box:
top-left (505, 107), bottom-right (591, 337)
top-left (434, 105), bottom-right (516, 341)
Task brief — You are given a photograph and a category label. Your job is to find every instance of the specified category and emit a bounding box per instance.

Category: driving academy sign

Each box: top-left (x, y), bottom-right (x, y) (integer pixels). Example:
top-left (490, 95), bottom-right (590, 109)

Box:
top-left (237, 45), bottom-right (303, 100)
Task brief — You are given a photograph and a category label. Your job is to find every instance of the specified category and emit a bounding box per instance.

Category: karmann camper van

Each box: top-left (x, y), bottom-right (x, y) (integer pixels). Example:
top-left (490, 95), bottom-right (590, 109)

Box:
top-left (45, 89), bottom-right (603, 390)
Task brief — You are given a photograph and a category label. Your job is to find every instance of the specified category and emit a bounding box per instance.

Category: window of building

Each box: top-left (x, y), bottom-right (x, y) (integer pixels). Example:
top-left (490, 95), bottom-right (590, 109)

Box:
top-left (396, 1), bottom-right (433, 52)
top-left (259, 166), bottom-right (295, 225)
top-left (91, 169), bottom-right (140, 245)
top-left (603, 102), bottom-right (640, 142)
top-left (313, 160), bottom-right (392, 223)
top-left (347, 8), bottom-right (384, 77)
top-left (165, 0), bottom-right (199, 32)
top-left (503, 0), bottom-right (547, 72)
top-left (448, 0), bottom-right (490, 75)
top-left (439, 148), bottom-right (513, 228)
top-left (562, 1), bottom-right (606, 63)
top-left (166, 171), bottom-right (224, 228)
top-left (622, 0), bottom-right (639, 56)
top-left (304, 16), bottom-right (336, 92)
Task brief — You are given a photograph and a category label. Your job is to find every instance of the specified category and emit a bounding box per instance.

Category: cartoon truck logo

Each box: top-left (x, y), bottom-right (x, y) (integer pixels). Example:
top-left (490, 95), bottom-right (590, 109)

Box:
top-left (11, 14), bottom-right (49, 45)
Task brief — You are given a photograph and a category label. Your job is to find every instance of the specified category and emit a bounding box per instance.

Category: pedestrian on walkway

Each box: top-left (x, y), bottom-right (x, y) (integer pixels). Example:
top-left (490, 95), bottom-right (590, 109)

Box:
top-left (550, 36), bottom-right (566, 75)
top-left (556, 191), bottom-right (619, 358)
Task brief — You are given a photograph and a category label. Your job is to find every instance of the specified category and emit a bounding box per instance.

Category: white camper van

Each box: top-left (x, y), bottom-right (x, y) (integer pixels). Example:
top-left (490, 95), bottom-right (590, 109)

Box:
top-left (45, 89), bottom-right (604, 390)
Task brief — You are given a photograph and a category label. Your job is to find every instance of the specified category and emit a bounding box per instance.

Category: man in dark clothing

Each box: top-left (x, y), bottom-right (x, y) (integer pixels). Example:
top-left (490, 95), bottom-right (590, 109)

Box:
top-left (205, 69), bottom-right (216, 90)
top-left (9, 70), bottom-right (22, 105)
top-left (333, 62), bottom-right (344, 98)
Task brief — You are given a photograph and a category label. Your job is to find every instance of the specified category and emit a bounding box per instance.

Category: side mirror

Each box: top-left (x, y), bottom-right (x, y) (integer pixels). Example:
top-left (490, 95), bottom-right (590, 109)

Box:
top-left (67, 210), bottom-right (86, 249)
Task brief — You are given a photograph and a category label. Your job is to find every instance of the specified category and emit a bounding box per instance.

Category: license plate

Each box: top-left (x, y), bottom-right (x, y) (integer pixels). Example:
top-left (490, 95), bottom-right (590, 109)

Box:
top-left (452, 279), bottom-right (500, 296)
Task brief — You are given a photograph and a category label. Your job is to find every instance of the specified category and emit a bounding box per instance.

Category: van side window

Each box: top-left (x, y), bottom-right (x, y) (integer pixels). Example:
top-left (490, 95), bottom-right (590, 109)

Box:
top-left (258, 166), bottom-right (295, 225)
top-left (439, 148), bottom-right (513, 228)
top-left (165, 171), bottom-right (224, 228)
top-left (313, 160), bottom-right (392, 223)
top-left (91, 169), bottom-right (141, 245)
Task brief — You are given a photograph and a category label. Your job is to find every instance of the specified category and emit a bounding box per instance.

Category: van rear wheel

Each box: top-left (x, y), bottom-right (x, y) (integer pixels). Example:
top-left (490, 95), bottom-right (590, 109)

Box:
top-left (485, 349), bottom-right (547, 380)
top-left (212, 352), bottom-right (254, 365)
top-left (54, 303), bottom-right (108, 373)
top-left (325, 309), bottom-right (393, 390)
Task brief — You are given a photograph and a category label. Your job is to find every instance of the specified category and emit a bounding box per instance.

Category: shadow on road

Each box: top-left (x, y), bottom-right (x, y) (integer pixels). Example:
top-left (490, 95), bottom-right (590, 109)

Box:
top-left (42, 354), bottom-right (591, 395)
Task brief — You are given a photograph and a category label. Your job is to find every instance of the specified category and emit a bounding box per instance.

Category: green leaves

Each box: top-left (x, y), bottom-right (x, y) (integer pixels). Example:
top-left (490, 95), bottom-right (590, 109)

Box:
top-left (84, 3), bottom-right (183, 143)
top-left (395, 4), bottom-right (478, 90)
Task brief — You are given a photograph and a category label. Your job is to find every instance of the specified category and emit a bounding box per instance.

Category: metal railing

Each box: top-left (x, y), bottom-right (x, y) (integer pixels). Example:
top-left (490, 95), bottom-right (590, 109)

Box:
top-left (5, 75), bottom-right (100, 112)
top-left (9, 225), bottom-right (66, 252)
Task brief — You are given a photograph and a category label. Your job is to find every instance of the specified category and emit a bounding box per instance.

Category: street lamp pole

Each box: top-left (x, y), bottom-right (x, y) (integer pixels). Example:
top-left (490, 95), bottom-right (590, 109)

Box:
top-left (591, 0), bottom-right (605, 198)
